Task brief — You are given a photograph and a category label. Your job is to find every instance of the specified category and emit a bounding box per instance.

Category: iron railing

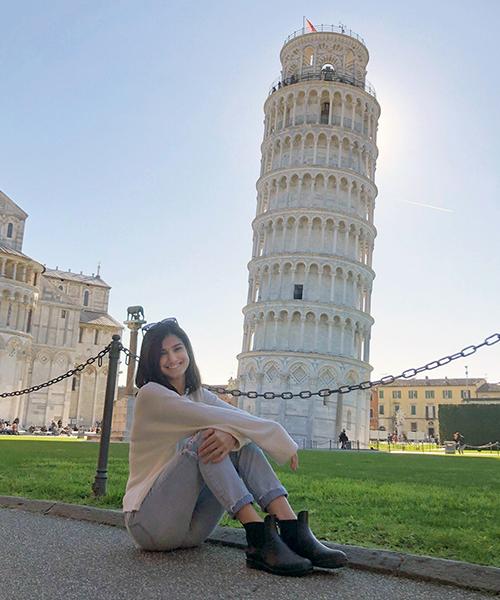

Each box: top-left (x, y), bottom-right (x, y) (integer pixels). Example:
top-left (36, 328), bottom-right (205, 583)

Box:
top-left (283, 25), bottom-right (365, 46)
top-left (269, 67), bottom-right (376, 99)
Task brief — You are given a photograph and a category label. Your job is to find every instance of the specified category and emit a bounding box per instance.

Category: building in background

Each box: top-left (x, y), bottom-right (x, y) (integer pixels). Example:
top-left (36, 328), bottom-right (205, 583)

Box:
top-left (369, 377), bottom-right (497, 441)
top-left (0, 190), bottom-right (121, 427)
top-left (237, 24), bottom-right (380, 447)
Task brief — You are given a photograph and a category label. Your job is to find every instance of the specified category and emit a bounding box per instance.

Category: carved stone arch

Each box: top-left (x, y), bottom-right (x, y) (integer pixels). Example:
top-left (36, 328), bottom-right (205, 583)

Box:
top-left (304, 132), bottom-right (315, 148)
top-left (263, 359), bottom-right (280, 384)
top-left (311, 215), bottom-right (322, 230)
top-left (317, 130), bottom-right (328, 144)
top-left (305, 310), bottom-right (315, 322)
top-left (306, 88), bottom-right (319, 105)
top-left (308, 262), bottom-right (320, 278)
top-left (345, 369), bottom-right (359, 385)
top-left (245, 362), bottom-right (258, 383)
top-left (266, 309), bottom-right (276, 321)
top-left (318, 365), bottom-right (338, 387)
top-left (290, 361), bottom-right (310, 385)
top-left (313, 173), bottom-right (325, 192)
top-left (301, 172), bottom-right (313, 192)
top-left (83, 364), bottom-right (97, 376)
top-left (54, 351), bottom-right (70, 367)
top-left (322, 262), bottom-right (333, 278)
top-left (36, 349), bottom-right (52, 364)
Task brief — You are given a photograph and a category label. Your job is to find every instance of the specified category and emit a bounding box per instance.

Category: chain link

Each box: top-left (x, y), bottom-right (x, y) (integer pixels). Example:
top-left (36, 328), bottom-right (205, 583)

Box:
top-left (0, 344), bottom-right (112, 398)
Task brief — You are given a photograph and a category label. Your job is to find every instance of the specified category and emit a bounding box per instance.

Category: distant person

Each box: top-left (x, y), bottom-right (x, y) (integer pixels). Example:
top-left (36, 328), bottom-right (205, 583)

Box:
top-left (453, 431), bottom-right (465, 454)
top-left (122, 318), bottom-right (347, 576)
top-left (339, 429), bottom-right (349, 449)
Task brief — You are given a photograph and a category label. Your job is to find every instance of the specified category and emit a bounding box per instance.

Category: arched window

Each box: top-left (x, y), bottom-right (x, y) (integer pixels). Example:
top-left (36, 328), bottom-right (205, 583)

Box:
top-left (303, 46), bottom-right (314, 68)
top-left (320, 102), bottom-right (330, 124)
top-left (6, 223), bottom-right (13, 238)
top-left (83, 290), bottom-right (90, 307)
top-left (321, 63), bottom-right (335, 81)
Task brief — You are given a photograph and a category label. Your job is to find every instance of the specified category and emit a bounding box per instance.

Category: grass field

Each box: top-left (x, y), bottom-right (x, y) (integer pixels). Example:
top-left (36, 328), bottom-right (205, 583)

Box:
top-left (0, 438), bottom-right (499, 567)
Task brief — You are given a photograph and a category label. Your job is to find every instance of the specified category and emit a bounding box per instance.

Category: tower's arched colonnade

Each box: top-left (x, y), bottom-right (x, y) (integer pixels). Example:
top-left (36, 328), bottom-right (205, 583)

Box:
top-left (237, 27), bottom-right (380, 447)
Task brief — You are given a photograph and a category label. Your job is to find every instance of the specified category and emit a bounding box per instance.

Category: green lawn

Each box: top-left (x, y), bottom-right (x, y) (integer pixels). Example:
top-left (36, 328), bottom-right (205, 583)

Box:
top-left (0, 438), bottom-right (499, 567)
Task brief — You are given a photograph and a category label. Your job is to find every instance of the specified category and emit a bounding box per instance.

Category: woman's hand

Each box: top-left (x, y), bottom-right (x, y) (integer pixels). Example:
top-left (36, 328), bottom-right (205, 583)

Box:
top-left (290, 453), bottom-right (299, 471)
top-left (198, 429), bottom-right (238, 464)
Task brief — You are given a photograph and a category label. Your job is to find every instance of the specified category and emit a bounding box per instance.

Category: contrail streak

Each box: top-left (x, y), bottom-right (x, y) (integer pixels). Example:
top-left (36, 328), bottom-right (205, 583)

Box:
top-left (402, 200), bottom-right (454, 213)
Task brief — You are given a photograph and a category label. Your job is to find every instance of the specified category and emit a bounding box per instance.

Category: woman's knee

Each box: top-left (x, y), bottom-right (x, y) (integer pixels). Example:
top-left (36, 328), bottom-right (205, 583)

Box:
top-left (239, 441), bottom-right (262, 457)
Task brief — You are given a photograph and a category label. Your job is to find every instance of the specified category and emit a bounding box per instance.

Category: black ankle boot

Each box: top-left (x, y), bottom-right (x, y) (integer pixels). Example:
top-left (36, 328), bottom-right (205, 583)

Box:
top-left (243, 515), bottom-right (313, 576)
top-left (279, 511), bottom-right (348, 569)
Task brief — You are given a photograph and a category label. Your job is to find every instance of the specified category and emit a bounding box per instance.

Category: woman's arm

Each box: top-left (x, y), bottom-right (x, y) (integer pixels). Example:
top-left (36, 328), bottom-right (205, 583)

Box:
top-left (138, 382), bottom-right (297, 465)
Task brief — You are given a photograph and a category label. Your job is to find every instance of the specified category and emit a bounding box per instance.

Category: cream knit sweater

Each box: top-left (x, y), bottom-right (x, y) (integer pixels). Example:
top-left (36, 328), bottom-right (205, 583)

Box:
top-left (122, 382), bottom-right (298, 512)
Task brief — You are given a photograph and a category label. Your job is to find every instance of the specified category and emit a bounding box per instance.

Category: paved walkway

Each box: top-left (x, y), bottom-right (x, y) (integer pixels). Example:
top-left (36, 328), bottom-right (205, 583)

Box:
top-left (1, 508), bottom-right (495, 600)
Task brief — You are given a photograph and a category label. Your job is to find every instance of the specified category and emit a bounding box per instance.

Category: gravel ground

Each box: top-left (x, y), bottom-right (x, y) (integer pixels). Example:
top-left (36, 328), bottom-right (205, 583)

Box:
top-left (0, 507), bottom-right (495, 600)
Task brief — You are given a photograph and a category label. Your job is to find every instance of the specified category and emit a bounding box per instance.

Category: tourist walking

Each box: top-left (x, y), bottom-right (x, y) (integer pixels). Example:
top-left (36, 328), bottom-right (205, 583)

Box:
top-left (338, 429), bottom-right (349, 450)
top-left (453, 431), bottom-right (465, 454)
top-left (123, 318), bottom-right (347, 576)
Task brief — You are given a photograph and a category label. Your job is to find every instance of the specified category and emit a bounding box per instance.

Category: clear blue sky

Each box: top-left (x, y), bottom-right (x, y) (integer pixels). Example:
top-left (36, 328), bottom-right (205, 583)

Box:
top-left (2, 0), bottom-right (499, 386)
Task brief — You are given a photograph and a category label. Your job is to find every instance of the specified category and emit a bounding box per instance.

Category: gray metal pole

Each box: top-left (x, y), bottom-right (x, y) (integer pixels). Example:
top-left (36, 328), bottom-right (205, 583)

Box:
top-left (92, 334), bottom-right (121, 497)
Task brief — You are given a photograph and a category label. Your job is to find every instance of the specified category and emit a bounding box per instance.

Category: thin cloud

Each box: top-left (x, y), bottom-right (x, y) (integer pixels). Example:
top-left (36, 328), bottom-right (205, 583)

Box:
top-left (401, 200), bottom-right (454, 213)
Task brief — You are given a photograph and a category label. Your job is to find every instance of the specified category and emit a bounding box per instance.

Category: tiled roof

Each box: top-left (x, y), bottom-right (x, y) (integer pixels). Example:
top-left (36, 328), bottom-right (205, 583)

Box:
top-left (0, 190), bottom-right (28, 218)
top-left (80, 310), bottom-right (122, 328)
top-left (0, 244), bottom-right (32, 260)
top-left (44, 268), bottom-right (110, 289)
top-left (476, 382), bottom-right (500, 393)
top-left (373, 378), bottom-right (486, 387)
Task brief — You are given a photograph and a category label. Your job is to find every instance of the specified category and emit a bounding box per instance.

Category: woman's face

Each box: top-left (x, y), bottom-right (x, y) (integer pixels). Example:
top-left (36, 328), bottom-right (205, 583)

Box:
top-left (159, 334), bottom-right (190, 384)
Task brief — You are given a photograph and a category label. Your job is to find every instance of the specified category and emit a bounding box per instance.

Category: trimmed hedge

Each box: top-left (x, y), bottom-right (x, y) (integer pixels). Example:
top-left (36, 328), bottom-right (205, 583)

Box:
top-left (439, 404), bottom-right (500, 446)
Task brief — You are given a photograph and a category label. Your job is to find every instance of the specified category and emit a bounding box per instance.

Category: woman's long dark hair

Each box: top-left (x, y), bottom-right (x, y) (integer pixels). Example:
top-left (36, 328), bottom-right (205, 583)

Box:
top-left (135, 320), bottom-right (202, 392)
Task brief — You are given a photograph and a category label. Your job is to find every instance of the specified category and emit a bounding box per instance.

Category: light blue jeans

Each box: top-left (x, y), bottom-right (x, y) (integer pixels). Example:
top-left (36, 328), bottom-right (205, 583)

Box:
top-left (124, 432), bottom-right (288, 551)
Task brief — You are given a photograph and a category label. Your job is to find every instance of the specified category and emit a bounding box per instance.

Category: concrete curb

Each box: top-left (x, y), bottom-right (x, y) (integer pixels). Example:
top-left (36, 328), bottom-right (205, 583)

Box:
top-left (1, 495), bottom-right (499, 594)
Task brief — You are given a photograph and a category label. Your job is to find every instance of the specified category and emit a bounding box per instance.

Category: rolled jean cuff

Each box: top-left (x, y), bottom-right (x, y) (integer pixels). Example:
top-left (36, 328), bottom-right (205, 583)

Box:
top-left (228, 493), bottom-right (255, 519)
top-left (258, 486), bottom-right (288, 512)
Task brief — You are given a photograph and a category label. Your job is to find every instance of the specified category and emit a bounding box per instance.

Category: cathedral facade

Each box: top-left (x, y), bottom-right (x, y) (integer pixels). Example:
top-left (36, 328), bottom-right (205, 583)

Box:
top-left (0, 191), bottom-right (121, 427)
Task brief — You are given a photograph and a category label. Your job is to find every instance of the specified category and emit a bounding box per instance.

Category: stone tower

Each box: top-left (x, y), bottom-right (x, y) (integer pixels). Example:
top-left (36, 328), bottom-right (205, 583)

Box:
top-left (236, 25), bottom-right (380, 447)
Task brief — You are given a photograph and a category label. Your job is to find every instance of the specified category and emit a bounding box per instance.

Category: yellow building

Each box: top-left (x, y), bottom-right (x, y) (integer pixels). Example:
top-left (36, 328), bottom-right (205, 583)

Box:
top-left (370, 377), bottom-right (487, 441)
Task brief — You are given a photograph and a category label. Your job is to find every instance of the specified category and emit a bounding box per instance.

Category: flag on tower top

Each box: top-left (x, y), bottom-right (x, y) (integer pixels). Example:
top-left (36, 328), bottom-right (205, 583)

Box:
top-left (305, 18), bottom-right (317, 32)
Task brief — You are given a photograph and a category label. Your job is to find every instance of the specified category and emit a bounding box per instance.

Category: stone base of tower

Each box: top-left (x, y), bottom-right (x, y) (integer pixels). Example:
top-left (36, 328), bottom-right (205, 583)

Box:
top-left (237, 352), bottom-right (372, 449)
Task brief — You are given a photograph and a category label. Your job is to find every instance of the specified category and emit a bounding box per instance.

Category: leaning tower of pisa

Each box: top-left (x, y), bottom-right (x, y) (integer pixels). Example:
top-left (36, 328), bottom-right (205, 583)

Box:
top-left (236, 25), bottom-right (380, 447)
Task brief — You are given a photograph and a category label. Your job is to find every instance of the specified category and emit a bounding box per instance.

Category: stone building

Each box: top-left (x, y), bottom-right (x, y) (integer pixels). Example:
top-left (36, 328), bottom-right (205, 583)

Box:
top-left (0, 191), bottom-right (121, 427)
top-left (370, 377), bottom-right (491, 441)
top-left (237, 24), bottom-right (380, 447)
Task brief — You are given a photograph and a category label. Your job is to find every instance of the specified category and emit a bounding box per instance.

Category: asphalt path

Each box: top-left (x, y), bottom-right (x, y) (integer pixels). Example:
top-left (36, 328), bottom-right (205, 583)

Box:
top-left (0, 508), bottom-right (494, 600)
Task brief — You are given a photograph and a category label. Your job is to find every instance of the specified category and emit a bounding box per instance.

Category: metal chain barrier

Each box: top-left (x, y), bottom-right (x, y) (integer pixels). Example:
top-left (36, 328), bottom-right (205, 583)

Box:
top-left (2, 332), bottom-right (499, 400)
top-left (0, 344), bottom-right (112, 398)
top-left (120, 332), bottom-right (500, 401)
